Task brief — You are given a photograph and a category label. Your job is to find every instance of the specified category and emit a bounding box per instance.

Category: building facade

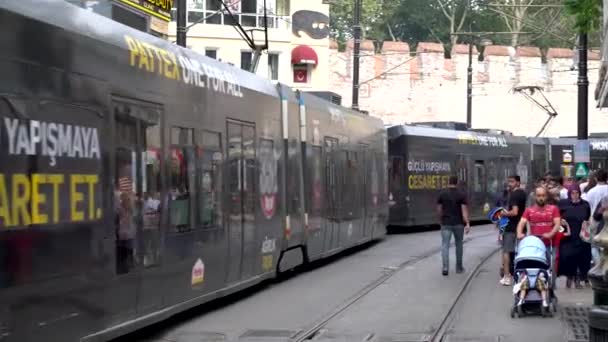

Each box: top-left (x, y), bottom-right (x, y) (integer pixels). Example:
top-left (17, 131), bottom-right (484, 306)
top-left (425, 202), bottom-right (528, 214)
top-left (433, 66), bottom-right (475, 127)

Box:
top-left (167, 0), bottom-right (331, 91)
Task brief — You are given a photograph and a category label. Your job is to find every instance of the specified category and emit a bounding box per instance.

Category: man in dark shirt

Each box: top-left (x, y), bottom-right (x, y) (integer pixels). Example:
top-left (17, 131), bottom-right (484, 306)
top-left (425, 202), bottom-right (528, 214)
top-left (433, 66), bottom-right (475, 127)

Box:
top-left (437, 176), bottom-right (470, 276)
top-left (500, 174), bottom-right (527, 286)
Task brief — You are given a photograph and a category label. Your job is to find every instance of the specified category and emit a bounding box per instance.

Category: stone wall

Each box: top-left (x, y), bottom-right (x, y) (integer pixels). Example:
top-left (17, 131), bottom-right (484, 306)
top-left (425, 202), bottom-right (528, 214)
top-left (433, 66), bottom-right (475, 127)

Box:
top-left (329, 40), bottom-right (607, 137)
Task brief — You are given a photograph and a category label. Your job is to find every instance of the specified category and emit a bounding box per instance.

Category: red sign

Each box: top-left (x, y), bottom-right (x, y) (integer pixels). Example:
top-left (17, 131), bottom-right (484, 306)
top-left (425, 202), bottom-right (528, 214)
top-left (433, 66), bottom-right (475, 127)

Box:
top-left (293, 68), bottom-right (308, 83)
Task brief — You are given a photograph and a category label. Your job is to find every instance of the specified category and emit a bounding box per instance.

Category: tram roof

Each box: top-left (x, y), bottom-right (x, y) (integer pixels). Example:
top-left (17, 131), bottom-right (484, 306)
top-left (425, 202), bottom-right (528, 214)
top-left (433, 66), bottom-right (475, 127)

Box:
top-left (387, 124), bottom-right (529, 144)
top-left (1, 0), bottom-right (280, 98)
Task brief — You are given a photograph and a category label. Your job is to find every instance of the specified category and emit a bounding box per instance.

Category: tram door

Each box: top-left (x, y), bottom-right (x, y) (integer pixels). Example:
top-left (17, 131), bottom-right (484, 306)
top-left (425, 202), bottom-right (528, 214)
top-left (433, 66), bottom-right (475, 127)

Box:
top-left (226, 121), bottom-right (256, 283)
top-left (358, 146), bottom-right (369, 237)
top-left (112, 98), bottom-right (163, 315)
top-left (324, 137), bottom-right (340, 251)
top-left (472, 161), bottom-right (486, 219)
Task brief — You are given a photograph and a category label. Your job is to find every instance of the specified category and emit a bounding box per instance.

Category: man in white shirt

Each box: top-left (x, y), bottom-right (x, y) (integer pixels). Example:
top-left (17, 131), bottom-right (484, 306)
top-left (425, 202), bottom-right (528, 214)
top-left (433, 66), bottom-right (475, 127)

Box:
top-left (585, 170), bottom-right (608, 213)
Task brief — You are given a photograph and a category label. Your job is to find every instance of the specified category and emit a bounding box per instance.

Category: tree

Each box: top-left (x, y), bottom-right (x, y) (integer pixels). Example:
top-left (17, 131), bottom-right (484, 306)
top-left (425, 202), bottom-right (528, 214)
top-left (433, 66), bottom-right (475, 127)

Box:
top-left (386, 0), bottom-right (472, 52)
top-left (564, 0), bottom-right (602, 33)
top-left (436, 0), bottom-right (470, 47)
top-left (484, 0), bottom-right (590, 49)
top-left (329, 0), bottom-right (394, 48)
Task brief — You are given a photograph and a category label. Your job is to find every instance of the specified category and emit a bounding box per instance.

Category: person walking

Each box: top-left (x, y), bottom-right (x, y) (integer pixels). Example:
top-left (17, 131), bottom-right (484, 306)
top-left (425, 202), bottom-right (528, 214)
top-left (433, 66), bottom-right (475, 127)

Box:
top-left (500, 175), bottom-right (527, 286)
top-left (581, 172), bottom-right (596, 196)
top-left (584, 169), bottom-right (608, 220)
top-left (437, 176), bottom-right (471, 276)
top-left (583, 169), bottom-right (608, 266)
top-left (495, 183), bottom-right (509, 278)
top-left (557, 184), bottom-right (592, 288)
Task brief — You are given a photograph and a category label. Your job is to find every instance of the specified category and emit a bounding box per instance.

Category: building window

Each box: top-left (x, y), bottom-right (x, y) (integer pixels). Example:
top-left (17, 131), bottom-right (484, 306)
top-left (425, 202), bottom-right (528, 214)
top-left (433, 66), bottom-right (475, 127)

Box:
top-left (241, 51), bottom-right (253, 71)
top-left (241, 0), bottom-right (256, 13)
top-left (276, 0), bottom-right (290, 16)
top-left (205, 48), bottom-right (218, 59)
top-left (268, 53), bottom-right (279, 80)
top-left (172, 0), bottom-right (289, 29)
top-left (170, 126), bottom-right (195, 233)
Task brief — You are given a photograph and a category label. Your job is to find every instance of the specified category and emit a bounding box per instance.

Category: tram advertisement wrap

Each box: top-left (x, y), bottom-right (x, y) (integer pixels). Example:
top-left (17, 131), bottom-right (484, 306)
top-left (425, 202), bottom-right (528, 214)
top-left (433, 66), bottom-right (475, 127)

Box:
top-left (407, 159), bottom-right (451, 190)
top-left (0, 117), bottom-right (102, 229)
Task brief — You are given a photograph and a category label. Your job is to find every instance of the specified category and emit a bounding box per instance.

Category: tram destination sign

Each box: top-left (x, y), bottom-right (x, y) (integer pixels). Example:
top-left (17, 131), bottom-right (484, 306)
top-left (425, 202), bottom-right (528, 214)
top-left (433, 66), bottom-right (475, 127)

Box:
top-left (116, 0), bottom-right (173, 21)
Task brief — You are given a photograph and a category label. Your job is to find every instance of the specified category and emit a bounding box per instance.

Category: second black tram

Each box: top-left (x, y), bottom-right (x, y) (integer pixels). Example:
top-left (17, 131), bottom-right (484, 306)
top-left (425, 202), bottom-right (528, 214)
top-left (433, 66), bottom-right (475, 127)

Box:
top-left (0, 1), bottom-right (388, 341)
top-left (388, 125), bottom-right (608, 227)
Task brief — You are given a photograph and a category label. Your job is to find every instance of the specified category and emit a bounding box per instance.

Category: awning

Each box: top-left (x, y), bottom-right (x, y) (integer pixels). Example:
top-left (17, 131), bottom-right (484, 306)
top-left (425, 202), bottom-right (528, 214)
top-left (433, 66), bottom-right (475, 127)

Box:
top-left (291, 45), bottom-right (318, 65)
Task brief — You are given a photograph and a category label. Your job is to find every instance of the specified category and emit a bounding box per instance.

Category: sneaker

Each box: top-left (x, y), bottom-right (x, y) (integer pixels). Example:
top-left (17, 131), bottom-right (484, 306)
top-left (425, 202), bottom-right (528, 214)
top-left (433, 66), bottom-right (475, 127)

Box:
top-left (500, 277), bottom-right (512, 286)
top-left (456, 267), bottom-right (465, 274)
top-left (442, 269), bottom-right (448, 276)
top-left (542, 300), bottom-right (549, 308)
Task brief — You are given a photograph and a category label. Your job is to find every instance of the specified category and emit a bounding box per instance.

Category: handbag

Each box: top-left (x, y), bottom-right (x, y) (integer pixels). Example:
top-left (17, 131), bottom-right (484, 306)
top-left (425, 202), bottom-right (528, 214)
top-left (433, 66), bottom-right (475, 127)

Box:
top-left (580, 220), bottom-right (593, 242)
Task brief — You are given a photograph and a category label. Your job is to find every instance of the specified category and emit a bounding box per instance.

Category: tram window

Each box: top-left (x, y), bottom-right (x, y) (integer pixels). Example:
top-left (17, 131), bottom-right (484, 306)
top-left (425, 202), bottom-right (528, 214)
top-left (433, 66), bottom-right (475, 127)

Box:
top-left (474, 162), bottom-right (485, 192)
top-left (170, 127), bottom-right (195, 233)
top-left (115, 120), bottom-right (137, 275)
top-left (390, 156), bottom-right (404, 185)
top-left (487, 161), bottom-right (498, 194)
top-left (197, 131), bottom-right (222, 228)
top-left (143, 123), bottom-right (161, 267)
top-left (311, 146), bottom-right (323, 216)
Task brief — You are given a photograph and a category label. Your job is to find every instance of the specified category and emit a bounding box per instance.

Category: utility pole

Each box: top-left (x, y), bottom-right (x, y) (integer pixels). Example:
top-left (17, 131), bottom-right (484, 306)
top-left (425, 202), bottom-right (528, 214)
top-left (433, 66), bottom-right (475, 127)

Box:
top-left (176, 0), bottom-right (187, 47)
top-left (351, 0), bottom-right (361, 111)
top-left (466, 33), bottom-right (473, 129)
top-left (577, 33), bottom-right (588, 140)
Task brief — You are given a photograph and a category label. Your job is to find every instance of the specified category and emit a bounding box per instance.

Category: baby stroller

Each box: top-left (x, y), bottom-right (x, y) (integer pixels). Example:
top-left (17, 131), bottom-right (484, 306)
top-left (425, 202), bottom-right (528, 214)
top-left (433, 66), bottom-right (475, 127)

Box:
top-left (510, 235), bottom-right (558, 318)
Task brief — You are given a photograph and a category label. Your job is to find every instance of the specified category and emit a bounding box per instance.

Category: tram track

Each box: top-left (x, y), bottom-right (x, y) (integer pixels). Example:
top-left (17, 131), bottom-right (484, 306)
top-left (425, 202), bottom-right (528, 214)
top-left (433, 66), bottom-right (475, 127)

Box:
top-left (292, 231), bottom-right (500, 342)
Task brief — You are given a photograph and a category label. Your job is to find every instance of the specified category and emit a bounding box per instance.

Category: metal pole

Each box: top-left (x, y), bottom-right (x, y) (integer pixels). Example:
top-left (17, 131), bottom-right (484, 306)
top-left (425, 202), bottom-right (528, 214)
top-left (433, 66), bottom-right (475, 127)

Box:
top-left (176, 0), bottom-right (187, 47)
top-left (466, 36), bottom-right (473, 129)
top-left (577, 33), bottom-right (588, 140)
top-left (351, 0), bottom-right (361, 111)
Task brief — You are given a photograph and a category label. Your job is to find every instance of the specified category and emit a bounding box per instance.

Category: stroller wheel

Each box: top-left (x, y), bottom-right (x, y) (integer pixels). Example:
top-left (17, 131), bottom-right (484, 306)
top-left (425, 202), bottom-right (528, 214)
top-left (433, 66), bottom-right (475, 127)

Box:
top-left (541, 305), bottom-right (550, 317)
top-left (517, 305), bottom-right (524, 317)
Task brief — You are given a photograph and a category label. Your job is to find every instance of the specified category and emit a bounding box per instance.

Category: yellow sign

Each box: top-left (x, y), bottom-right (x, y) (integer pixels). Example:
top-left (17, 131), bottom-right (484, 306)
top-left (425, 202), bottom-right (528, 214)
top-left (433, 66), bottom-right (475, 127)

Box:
top-left (0, 173), bottom-right (101, 228)
top-left (262, 255), bottom-right (273, 272)
top-left (408, 175), bottom-right (449, 190)
top-left (124, 35), bottom-right (244, 98)
top-left (118, 0), bottom-right (173, 22)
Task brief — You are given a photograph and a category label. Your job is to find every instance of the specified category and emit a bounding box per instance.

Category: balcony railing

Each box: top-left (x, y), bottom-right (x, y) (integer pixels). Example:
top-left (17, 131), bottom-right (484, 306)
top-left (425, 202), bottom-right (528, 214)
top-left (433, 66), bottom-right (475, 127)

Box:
top-left (171, 9), bottom-right (291, 30)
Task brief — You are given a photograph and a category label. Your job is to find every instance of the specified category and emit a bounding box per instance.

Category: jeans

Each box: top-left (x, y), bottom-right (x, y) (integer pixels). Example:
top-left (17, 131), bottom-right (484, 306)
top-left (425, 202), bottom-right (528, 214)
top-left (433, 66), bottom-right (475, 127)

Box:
top-left (441, 224), bottom-right (464, 271)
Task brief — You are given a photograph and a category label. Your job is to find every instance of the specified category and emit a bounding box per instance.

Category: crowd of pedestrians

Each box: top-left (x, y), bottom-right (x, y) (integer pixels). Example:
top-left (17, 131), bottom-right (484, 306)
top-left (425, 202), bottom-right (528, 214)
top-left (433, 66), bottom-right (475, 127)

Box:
top-left (436, 171), bottom-right (605, 289)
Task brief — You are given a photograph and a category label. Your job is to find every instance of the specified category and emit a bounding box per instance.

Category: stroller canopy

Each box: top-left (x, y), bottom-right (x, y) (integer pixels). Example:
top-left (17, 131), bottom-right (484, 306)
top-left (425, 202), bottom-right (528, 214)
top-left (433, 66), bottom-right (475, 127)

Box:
top-left (515, 235), bottom-right (548, 266)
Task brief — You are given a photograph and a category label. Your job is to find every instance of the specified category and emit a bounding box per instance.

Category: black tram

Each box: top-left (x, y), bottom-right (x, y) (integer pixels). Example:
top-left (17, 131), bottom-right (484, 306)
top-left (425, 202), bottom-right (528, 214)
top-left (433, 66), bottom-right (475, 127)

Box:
top-left (388, 125), bottom-right (608, 228)
top-left (388, 125), bottom-right (531, 227)
top-left (0, 1), bottom-right (388, 341)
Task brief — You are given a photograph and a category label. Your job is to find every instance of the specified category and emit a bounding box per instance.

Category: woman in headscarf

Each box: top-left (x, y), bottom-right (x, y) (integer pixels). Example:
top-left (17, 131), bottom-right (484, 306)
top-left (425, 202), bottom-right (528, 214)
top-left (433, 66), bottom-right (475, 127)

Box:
top-left (557, 183), bottom-right (592, 288)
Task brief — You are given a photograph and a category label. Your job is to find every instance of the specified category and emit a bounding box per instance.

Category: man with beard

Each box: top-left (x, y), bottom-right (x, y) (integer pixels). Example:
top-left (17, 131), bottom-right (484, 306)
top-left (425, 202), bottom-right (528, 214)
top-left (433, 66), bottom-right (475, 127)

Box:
top-left (515, 187), bottom-right (561, 308)
top-left (517, 187), bottom-right (561, 243)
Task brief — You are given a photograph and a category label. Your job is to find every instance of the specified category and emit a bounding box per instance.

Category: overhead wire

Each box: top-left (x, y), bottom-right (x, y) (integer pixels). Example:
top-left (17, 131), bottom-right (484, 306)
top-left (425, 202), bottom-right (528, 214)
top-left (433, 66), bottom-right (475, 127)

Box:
top-left (484, 5), bottom-right (576, 46)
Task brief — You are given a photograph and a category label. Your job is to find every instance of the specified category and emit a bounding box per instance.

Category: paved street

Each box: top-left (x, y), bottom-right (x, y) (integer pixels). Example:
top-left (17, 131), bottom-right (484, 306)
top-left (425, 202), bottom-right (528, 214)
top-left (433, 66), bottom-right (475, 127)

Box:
top-left (122, 225), bottom-right (594, 342)
top-left (445, 252), bottom-right (593, 342)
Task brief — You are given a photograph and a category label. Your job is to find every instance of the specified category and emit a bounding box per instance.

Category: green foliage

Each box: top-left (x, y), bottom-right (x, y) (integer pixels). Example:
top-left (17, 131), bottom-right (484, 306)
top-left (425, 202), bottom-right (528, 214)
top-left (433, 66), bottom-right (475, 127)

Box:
top-left (328, 0), bottom-right (592, 51)
top-left (564, 0), bottom-right (602, 33)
